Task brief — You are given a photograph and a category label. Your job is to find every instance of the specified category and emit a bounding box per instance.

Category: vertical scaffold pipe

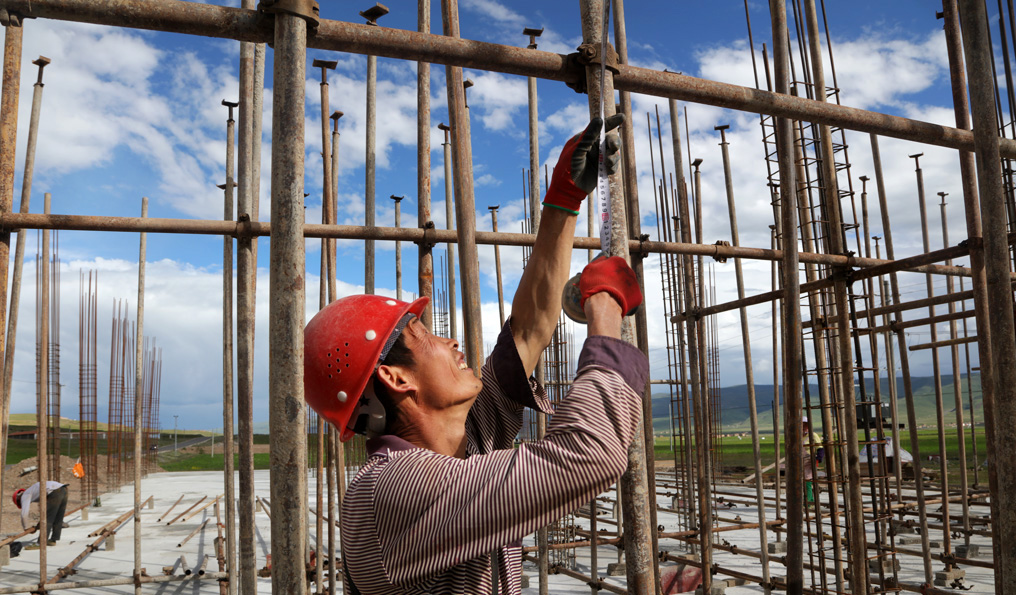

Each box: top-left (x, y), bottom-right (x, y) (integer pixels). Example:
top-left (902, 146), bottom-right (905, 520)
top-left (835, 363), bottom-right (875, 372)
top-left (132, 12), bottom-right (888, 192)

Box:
top-left (577, 2), bottom-right (655, 593)
top-left (417, 0), bottom-right (433, 330)
top-left (0, 54), bottom-right (43, 524)
top-left (363, 6), bottom-right (385, 295)
top-left (768, 1), bottom-right (804, 592)
top-left (221, 100), bottom-right (238, 595)
top-left (801, 2), bottom-right (866, 591)
top-left (668, 102), bottom-right (699, 545)
top-left (488, 206), bottom-right (504, 326)
top-left (524, 28), bottom-right (550, 594)
top-left (957, 1), bottom-right (1016, 590)
top-left (39, 193), bottom-right (51, 585)
top-left (612, 4), bottom-right (661, 588)
top-left (441, 0), bottom-right (483, 372)
top-left (939, 194), bottom-right (971, 546)
top-left (438, 123), bottom-right (458, 343)
top-left (912, 155), bottom-right (952, 563)
top-left (236, 2), bottom-right (258, 590)
top-left (942, 1), bottom-right (1000, 586)
top-left (267, 9), bottom-right (308, 594)
top-left (871, 134), bottom-right (933, 586)
top-left (0, 19), bottom-right (24, 528)
top-left (716, 125), bottom-right (771, 593)
top-left (133, 196), bottom-right (148, 595)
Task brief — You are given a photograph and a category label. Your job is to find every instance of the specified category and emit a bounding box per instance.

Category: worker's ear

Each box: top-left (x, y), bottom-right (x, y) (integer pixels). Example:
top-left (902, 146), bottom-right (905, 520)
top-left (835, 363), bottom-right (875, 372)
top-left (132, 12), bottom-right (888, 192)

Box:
top-left (376, 364), bottom-right (417, 399)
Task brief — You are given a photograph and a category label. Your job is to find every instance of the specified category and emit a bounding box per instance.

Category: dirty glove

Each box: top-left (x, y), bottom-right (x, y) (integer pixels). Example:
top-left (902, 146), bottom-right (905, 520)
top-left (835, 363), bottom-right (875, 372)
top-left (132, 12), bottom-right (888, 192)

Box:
top-left (543, 114), bottom-right (625, 215)
top-left (579, 255), bottom-right (643, 316)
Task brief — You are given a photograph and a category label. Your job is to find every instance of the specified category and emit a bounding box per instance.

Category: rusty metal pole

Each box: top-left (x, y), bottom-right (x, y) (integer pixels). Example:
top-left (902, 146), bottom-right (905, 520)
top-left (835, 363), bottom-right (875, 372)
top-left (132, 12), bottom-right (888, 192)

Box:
top-left (871, 134), bottom-right (934, 586)
top-left (267, 5), bottom-right (310, 593)
top-left (38, 193), bottom-right (50, 584)
top-left (0, 16), bottom-right (24, 524)
top-left (941, 2), bottom-right (1000, 584)
top-left (235, 1), bottom-right (259, 591)
top-left (938, 192), bottom-right (972, 547)
top-left (0, 55), bottom-right (44, 525)
top-left (768, 1), bottom-right (804, 592)
top-left (611, 5), bottom-right (661, 590)
top-left (328, 111), bottom-right (344, 518)
top-left (441, 0), bottom-right (483, 371)
top-left (393, 195), bottom-right (404, 301)
top-left (716, 124), bottom-right (771, 593)
top-left (668, 87), bottom-right (713, 595)
top-left (523, 25), bottom-right (550, 593)
top-left (329, 111), bottom-right (341, 303)
top-left (912, 153), bottom-right (953, 563)
top-left (417, 0), bottom-right (433, 330)
top-left (220, 100), bottom-right (239, 595)
top-left (801, 3), bottom-right (866, 593)
top-left (669, 102), bottom-right (700, 549)
top-left (957, 3), bottom-right (1016, 590)
top-left (525, 27), bottom-right (542, 232)
top-left (577, 2), bottom-right (655, 593)
top-left (437, 123), bottom-right (458, 342)
top-left (362, 4), bottom-right (387, 295)
top-left (488, 206), bottom-right (504, 327)
top-left (133, 196), bottom-right (148, 595)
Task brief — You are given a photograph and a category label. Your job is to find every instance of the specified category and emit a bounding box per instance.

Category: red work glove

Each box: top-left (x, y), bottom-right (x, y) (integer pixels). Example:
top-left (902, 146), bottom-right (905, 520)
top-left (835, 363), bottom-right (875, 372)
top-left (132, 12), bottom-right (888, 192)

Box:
top-left (578, 255), bottom-right (643, 316)
top-left (543, 114), bottom-right (624, 215)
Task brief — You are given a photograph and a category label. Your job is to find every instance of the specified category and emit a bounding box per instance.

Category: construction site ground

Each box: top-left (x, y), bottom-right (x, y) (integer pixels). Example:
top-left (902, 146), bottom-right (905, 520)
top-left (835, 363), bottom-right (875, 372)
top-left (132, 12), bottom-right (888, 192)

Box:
top-left (0, 469), bottom-right (997, 593)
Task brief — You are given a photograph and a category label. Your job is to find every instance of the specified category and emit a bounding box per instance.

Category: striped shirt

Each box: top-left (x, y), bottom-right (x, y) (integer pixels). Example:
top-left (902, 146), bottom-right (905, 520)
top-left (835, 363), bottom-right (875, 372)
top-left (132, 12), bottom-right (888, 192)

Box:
top-left (341, 319), bottom-right (648, 594)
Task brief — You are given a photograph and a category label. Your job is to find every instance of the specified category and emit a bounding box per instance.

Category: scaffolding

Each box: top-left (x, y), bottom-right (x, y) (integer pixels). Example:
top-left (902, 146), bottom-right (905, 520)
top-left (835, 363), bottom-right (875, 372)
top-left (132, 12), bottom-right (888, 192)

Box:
top-left (0, 0), bottom-right (1014, 593)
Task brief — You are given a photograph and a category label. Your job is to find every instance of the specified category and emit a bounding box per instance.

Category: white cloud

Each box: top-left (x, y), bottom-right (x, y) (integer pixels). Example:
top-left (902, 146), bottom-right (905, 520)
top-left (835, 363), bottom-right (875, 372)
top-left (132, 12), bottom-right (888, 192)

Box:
top-left (464, 70), bottom-right (528, 132)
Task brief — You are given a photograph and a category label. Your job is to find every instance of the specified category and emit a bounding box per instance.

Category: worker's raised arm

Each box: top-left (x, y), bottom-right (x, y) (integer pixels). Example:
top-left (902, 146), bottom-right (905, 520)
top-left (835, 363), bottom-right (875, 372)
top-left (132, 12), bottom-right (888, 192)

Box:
top-left (510, 115), bottom-right (623, 374)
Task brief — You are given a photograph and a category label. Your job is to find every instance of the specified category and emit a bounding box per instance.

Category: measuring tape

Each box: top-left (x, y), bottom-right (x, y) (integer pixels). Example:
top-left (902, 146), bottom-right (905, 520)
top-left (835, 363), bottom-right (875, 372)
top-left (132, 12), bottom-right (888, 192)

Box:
top-left (596, 0), bottom-right (612, 255)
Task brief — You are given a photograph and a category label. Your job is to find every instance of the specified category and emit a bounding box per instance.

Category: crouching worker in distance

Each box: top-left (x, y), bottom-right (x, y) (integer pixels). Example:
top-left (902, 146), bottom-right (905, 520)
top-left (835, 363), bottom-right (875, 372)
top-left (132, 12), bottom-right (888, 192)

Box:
top-left (304, 116), bottom-right (646, 595)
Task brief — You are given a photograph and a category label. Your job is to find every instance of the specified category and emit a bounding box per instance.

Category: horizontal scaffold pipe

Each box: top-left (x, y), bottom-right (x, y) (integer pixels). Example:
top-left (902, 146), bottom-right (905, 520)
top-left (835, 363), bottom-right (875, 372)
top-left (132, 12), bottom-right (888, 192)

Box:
top-left (908, 335), bottom-right (979, 351)
top-left (671, 241), bottom-right (1005, 322)
top-left (0, 213), bottom-right (991, 280)
top-left (4, 0), bottom-right (1016, 158)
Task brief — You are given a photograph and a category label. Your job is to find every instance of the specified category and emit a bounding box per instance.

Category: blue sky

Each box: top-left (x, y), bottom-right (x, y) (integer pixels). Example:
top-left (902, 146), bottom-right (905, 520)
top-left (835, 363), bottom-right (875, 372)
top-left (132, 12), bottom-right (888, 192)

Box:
top-left (4, 0), bottom-right (993, 430)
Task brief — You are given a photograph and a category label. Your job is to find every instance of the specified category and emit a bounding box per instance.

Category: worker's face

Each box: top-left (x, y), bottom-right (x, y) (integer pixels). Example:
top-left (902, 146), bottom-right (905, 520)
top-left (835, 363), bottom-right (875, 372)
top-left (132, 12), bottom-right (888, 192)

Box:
top-left (398, 317), bottom-right (483, 409)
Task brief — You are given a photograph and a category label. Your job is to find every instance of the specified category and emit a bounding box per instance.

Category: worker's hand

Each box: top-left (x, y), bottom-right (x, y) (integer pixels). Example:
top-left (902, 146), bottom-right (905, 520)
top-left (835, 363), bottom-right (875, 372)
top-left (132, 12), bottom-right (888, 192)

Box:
top-left (578, 256), bottom-right (642, 316)
top-left (543, 114), bottom-right (624, 215)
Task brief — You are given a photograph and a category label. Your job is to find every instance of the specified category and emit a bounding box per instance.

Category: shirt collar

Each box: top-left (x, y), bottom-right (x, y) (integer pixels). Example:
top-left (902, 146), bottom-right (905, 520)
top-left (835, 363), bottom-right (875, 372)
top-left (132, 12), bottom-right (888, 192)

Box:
top-left (366, 434), bottom-right (419, 457)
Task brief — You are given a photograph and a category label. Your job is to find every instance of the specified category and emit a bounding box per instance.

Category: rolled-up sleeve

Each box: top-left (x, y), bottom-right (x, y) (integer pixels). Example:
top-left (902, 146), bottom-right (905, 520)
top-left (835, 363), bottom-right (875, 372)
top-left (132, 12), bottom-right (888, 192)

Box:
top-left (464, 317), bottom-right (554, 454)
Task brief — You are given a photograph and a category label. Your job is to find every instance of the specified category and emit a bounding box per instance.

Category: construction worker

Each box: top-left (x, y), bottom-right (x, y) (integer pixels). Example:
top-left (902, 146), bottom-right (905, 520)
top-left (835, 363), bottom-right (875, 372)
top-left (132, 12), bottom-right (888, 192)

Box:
top-left (305, 116), bottom-right (646, 594)
top-left (12, 481), bottom-right (69, 547)
top-left (802, 416), bottom-right (824, 503)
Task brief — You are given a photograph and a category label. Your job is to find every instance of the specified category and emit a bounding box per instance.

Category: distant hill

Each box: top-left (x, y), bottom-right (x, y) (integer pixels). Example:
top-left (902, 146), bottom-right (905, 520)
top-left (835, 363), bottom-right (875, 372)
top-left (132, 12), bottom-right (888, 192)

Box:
top-left (651, 373), bottom-right (983, 435)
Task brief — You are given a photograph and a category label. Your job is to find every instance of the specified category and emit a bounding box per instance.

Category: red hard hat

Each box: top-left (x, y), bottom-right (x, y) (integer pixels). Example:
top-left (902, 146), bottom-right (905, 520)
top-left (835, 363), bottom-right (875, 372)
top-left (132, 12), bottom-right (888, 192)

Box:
top-left (12, 488), bottom-right (25, 508)
top-left (304, 294), bottom-right (428, 442)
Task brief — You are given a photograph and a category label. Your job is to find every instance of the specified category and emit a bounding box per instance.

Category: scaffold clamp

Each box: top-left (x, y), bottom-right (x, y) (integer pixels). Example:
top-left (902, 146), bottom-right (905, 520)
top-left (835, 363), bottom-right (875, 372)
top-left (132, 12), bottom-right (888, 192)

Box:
top-left (416, 220), bottom-right (436, 249)
top-left (258, 0), bottom-right (320, 30)
top-left (712, 239), bottom-right (731, 263)
top-left (565, 42), bottom-right (619, 95)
